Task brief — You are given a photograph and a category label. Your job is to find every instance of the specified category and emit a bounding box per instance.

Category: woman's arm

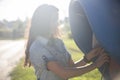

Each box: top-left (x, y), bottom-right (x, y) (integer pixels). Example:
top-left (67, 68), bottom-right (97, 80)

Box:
top-left (47, 61), bottom-right (96, 80)
top-left (47, 52), bottom-right (109, 80)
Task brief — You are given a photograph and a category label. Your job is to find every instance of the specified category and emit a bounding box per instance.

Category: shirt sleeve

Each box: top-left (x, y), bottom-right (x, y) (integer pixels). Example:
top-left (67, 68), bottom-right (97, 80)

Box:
top-left (29, 39), bottom-right (56, 70)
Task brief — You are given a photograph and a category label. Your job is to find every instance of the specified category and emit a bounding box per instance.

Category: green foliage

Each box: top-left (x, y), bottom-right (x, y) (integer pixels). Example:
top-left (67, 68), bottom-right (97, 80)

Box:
top-left (10, 59), bottom-right (36, 80)
top-left (0, 19), bottom-right (27, 39)
top-left (10, 38), bottom-right (101, 80)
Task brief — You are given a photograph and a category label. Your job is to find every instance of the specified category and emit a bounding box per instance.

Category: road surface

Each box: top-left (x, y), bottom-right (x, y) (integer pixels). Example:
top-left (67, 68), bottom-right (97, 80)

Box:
top-left (0, 40), bottom-right (26, 80)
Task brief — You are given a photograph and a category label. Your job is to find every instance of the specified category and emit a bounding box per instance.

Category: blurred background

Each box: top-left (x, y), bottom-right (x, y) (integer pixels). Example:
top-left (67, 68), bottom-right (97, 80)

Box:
top-left (0, 0), bottom-right (101, 80)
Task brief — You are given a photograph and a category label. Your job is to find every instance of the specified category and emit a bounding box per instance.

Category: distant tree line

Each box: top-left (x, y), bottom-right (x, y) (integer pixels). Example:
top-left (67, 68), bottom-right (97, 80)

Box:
top-left (0, 17), bottom-right (72, 40)
top-left (0, 18), bottom-right (29, 40)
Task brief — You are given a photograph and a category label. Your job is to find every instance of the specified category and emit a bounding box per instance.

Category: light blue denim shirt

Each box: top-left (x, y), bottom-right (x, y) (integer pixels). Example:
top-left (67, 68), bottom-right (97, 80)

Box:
top-left (29, 37), bottom-right (71, 80)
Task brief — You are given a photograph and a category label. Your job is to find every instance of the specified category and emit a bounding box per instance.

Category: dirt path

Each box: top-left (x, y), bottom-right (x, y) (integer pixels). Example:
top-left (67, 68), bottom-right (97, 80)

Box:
top-left (0, 40), bottom-right (25, 80)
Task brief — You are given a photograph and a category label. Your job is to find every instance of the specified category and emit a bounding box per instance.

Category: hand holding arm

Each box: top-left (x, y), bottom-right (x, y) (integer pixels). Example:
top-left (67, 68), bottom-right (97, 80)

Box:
top-left (93, 52), bottom-right (110, 68)
top-left (45, 51), bottom-right (109, 79)
top-left (84, 47), bottom-right (104, 63)
top-left (68, 47), bottom-right (103, 67)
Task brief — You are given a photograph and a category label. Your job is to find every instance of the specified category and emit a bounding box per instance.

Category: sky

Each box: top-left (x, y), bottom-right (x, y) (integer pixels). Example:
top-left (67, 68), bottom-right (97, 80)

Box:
top-left (0, 0), bottom-right (71, 21)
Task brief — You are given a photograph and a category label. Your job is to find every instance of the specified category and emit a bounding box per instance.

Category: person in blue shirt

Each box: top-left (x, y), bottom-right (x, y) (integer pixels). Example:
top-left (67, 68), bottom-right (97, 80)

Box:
top-left (24, 4), bottom-right (109, 80)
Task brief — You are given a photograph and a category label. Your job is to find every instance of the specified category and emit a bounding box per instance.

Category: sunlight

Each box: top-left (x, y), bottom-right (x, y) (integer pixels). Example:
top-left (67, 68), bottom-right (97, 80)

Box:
top-left (0, 0), bottom-right (71, 21)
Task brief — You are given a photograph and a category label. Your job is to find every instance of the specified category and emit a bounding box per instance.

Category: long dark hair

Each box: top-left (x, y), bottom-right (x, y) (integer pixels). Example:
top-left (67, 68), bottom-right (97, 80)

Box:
top-left (24, 4), bottom-right (59, 67)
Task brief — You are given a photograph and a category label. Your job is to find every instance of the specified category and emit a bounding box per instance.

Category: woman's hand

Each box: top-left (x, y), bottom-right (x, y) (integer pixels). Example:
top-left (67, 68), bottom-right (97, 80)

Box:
top-left (85, 47), bottom-right (103, 62)
top-left (94, 52), bottom-right (110, 68)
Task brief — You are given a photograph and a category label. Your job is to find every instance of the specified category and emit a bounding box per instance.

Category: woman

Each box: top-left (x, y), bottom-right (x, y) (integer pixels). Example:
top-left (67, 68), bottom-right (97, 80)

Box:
top-left (24, 4), bottom-right (109, 80)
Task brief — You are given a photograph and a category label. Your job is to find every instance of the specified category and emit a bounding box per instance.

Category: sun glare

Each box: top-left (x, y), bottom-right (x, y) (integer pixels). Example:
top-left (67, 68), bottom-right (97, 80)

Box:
top-left (0, 0), bottom-right (70, 21)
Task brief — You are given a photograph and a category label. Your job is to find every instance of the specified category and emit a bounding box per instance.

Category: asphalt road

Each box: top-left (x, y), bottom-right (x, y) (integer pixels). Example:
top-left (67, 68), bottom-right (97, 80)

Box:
top-left (0, 40), bottom-right (25, 80)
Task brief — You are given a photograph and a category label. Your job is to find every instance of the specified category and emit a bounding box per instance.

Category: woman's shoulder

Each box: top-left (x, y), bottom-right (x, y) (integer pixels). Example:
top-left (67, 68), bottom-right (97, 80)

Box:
top-left (29, 38), bottom-right (48, 53)
top-left (29, 39), bottom-right (53, 60)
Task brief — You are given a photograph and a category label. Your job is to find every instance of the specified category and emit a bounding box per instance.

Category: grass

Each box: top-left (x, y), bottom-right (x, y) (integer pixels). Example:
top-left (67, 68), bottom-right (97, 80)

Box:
top-left (10, 60), bottom-right (36, 80)
top-left (10, 38), bottom-right (101, 80)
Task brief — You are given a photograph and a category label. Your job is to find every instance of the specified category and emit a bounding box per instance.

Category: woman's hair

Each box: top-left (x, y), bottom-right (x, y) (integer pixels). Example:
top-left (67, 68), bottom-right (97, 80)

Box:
top-left (24, 4), bottom-right (59, 67)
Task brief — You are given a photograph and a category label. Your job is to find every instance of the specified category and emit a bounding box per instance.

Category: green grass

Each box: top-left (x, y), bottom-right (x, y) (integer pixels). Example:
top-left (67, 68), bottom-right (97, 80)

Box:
top-left (10, 59), bottom-right (36, 80)
top-left (10, 38), bottom-right (101, 80)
